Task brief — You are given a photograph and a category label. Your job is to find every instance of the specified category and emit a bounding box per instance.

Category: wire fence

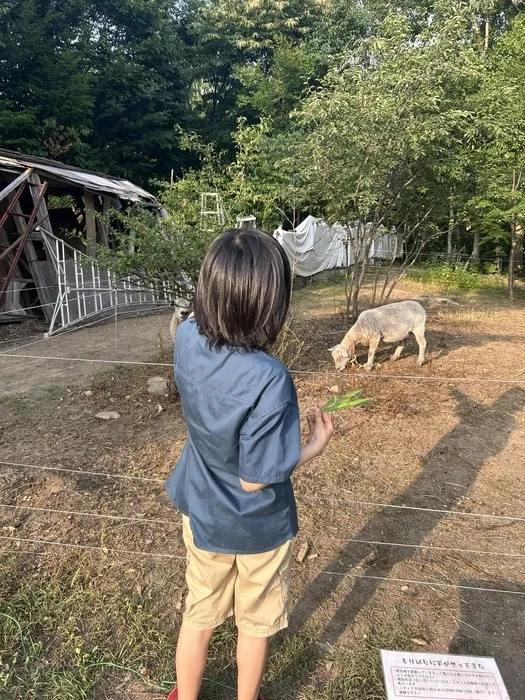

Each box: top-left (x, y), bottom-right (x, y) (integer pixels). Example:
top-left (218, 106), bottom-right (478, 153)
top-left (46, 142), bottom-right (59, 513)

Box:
top-left (1, 350), bottom-right (524, 385)
top-left (1, 297), bottom-right (525, 606)
top-left (2, 459), bottom-right (525, 525)
top-left (2, 501), bottom-right (525, 560)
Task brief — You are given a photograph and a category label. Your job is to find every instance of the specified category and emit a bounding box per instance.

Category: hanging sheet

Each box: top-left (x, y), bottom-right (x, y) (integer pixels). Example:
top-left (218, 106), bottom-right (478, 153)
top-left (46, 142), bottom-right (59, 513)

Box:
top-left (274, 216), bottom-right (401, 277)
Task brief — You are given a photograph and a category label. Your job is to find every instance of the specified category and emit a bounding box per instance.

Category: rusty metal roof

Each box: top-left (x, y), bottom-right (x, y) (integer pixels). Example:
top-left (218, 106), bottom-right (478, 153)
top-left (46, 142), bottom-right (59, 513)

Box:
top-left (0, 148), bottom-right (159, 205)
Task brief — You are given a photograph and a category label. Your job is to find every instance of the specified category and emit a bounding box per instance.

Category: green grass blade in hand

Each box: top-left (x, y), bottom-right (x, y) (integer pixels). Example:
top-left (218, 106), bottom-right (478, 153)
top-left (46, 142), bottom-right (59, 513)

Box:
top-left (321, 389), bottom-right (370, 412)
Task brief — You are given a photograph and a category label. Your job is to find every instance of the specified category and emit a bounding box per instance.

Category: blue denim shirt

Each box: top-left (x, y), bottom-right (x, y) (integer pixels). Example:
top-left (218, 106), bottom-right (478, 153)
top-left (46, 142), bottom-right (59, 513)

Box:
top-left (165, 318), bottom-right (301, 554)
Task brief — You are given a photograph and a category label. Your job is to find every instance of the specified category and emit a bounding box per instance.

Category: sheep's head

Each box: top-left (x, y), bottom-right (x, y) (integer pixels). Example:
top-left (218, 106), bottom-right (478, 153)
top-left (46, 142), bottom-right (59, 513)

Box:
top-left (172, 296), bottom-right (192, 323)
top-left (170, 271), bottom-right (195, 326)
top-left (329, 343), bottom-right (354, 372)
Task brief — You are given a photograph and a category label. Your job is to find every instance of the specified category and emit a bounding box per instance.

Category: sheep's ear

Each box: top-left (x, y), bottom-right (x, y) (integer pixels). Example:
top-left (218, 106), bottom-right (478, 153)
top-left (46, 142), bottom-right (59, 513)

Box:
top-left (328, 345), bottom-right (338, 352)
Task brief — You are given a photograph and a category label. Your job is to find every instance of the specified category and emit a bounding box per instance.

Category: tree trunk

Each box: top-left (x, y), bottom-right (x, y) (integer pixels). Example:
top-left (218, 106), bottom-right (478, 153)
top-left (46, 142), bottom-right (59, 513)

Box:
top-left (514, 224), bottom-right (524, 276)
top-left (84, 192), bottom-right (97, 257)
top-left (350, 272), bottom-right (360, 321)
top-left (344, 235), bottom-right (354, 318)
top-left (509, 220), bottom-right (517, 300)
top-left (351, 243), bottom-right (370, 320)
top-left (447, 197), bottom-right (454, 261)
top-left (471, 229), bottom-right (480, 265)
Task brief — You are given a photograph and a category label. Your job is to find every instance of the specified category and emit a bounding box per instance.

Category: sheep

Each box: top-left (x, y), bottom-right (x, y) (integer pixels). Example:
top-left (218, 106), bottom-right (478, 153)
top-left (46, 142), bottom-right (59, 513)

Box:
top-left (169, 272), bottom-right (194, 340)
top-left (329, 300), bottom-right (427, 371)
top-left (170, 298), bottom-right (192, 340)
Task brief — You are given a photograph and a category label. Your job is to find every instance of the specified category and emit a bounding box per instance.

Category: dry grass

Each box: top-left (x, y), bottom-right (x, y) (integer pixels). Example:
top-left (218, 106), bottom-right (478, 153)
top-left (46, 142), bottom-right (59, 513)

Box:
top-left (435, 308), bottom-right (498, 323)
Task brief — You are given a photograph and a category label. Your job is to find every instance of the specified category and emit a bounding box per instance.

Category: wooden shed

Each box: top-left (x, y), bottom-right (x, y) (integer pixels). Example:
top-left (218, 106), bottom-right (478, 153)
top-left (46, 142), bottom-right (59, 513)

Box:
top-left (0, 149), bottom-right (171, 335)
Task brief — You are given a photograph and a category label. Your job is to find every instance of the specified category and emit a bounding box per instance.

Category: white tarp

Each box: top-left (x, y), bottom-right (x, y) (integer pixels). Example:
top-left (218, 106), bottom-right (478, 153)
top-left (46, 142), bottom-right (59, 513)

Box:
top-left (274, 215), bottom-right (402, 277)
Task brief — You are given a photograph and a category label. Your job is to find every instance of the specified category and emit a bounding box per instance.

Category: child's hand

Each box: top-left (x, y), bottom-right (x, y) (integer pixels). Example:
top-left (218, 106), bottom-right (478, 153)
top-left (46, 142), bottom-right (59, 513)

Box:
top-left (306, 407), bottom-right (334, 454)
top-left (297, 407), bottom-right (334, 468)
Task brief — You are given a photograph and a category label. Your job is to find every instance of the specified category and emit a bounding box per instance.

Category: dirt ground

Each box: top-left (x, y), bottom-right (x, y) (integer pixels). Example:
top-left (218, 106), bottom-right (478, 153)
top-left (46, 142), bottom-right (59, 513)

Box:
top-left (1, 279), bottom-right (525, 699)
top-left (0, 309), bottom-right (175, 395)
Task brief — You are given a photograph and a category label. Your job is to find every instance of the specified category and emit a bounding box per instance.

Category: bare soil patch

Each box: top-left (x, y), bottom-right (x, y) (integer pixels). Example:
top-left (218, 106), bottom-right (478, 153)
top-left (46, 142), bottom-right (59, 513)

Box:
top-left (0, 309), bottom-right (174, 396)
top-left (1, 280), bottom-right (524, 699)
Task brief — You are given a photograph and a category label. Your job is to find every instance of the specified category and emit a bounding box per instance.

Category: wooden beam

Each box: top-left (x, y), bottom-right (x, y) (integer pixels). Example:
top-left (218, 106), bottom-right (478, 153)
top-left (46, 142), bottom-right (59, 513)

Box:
top-left (97, 196), bottom-right (111, 247)
top-left (28, 172), bottom-right (53, 236)
top-left (0, 168), bottom-right (33, 203)
top-left (0, 181), bottom-right (48, 308)
top-left (6, 189), bottom-right (54, 322)
top-left (84, 191), bottom-right (97, 257)
top-left (0, 227), bottom-right (24, 309)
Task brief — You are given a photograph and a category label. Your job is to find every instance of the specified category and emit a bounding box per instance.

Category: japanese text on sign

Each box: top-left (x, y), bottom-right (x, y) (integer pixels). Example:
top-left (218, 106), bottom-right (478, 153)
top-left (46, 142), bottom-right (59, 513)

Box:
top-left (381, 650), bottom-right (510, 700)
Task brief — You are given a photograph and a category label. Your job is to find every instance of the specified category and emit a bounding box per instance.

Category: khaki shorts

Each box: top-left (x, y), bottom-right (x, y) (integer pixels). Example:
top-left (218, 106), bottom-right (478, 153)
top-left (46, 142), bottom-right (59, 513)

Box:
top-left (181, 515), bottom-right (292, 638)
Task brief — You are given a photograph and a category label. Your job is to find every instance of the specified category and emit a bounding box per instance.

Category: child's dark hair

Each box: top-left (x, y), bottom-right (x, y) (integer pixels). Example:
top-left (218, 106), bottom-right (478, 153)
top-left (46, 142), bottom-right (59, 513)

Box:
top-left (193, 228), bottom-right (292, 350)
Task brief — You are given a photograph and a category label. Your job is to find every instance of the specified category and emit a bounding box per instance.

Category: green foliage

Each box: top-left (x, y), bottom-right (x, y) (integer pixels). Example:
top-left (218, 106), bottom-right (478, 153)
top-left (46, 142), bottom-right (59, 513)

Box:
top-left (85, 0), bottom-right (190, 183)
top-left (94, 130), bottom-right (231, 288)
top-left (0, 0), bottom-right (94, 162)
top-left (192, 0), bottom-right (320, 58)
top-left (409, 263), bottom-right (508, 292)
top-left (482, 261), bottom-right (500, 275)
top-left (96, 203), bottom-right (213, 294)
top-left (321, 390), bottom-right (369, 413)
top-left (0, 0), bottom-right (190, 184)
top-left (465, 13), bottom-right (525, 246)
top-left (1, 0), bottom-right (524, 280)
top-left (236, 39), bottom-right (322, 129)
top-left (298, 9), bottom-right (483, 229)
top-left (47, 195), bottom-right (76, 211)
top-left (186, 0), bottom-right (324, 152)
top-left (0, 558), bottom-right (175, 698)
top-left (225, 118), bottom-right (307, 230)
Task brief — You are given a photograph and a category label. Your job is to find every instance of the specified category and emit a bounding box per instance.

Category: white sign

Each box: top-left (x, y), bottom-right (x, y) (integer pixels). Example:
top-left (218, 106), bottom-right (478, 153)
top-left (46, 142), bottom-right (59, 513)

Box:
top-left (381, 650), bottom-right (510, 700)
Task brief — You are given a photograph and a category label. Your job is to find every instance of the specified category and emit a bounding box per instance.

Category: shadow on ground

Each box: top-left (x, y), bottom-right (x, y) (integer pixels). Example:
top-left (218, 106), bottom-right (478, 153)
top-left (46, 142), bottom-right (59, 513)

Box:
top-left (449, 579), bottom-right (525, 700)
top-left (272, 387), bottom-right (525, 698)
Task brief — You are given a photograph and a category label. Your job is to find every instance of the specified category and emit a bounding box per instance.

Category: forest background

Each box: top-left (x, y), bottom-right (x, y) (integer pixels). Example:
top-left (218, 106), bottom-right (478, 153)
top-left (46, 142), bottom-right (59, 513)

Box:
top-left (2, 0), bottom-right (525, 295)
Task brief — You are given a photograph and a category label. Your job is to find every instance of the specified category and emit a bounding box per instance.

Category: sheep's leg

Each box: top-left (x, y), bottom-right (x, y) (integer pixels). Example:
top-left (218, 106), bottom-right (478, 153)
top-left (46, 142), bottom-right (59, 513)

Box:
top-left (364, 336), bottom-right (380, 371)
top-left (413, 326), bottom-right (427, 365)
top-left (390, 345), bottom-right (404, 362)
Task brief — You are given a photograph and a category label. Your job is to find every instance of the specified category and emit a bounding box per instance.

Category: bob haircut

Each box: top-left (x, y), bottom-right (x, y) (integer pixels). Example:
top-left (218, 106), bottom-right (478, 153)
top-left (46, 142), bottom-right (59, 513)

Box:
top-left (193, 228), bottom-right (292, 351)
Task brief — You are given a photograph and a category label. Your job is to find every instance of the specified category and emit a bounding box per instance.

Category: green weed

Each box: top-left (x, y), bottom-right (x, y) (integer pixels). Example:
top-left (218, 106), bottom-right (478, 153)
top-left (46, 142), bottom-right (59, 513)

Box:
top-left (408, 264), bottom-right (509, 293)
top-left (0, 553), bottom-right (423, 699)
top-left (0, 556), bottom-right (176, 699)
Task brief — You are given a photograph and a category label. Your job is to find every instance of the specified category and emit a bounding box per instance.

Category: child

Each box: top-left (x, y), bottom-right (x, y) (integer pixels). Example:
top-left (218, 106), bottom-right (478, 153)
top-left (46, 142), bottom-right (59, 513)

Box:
top-left (166, 228), bottom-right (334, 700)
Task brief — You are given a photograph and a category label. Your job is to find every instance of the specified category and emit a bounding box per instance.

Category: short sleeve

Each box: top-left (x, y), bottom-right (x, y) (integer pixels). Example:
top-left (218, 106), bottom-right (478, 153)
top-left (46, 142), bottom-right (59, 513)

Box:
top-left (239, 378), bottom-right (301, 484)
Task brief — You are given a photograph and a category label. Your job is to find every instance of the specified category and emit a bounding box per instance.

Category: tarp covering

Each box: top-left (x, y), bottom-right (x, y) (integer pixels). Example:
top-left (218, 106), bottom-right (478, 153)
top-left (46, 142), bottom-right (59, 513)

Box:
top-left (274, 215), bottom-right (402, 277)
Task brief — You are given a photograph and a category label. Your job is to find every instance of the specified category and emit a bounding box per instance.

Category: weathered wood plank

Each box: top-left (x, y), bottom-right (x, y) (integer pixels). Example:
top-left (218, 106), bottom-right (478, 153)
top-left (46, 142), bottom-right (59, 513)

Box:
top-left (7, 189), bottom-right (54, 322)
top-left (98, 196), bottom-right (111, 247)
top-left (0, 168), bottom-right (33, 203)
top-left (84, 191), bottom-right (97, 257)
top-left (28, 172), bottom-right (54, 237)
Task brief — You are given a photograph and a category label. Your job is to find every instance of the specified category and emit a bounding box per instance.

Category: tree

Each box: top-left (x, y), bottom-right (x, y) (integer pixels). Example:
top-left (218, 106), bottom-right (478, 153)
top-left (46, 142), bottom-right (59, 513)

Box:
top-left (225, 118), bottom-right (308, 229)
top-left (95, 130), bottom-right (228, 293)
top-left (0, 0), bottom-right (94, 162)
top-left (187, 0), bottom-right (322, 147)
top-left (297, 8), bottom-right (484, 318)
top-left (236, 39), bottom-right (323, 131)
top-left (467, 13), bottom-right (525, 296)
top-left (83, 0), bottom-right (191, 184)
top-left (0, 0), bottom-right (192, 184)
